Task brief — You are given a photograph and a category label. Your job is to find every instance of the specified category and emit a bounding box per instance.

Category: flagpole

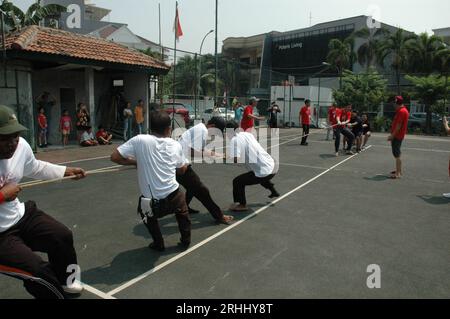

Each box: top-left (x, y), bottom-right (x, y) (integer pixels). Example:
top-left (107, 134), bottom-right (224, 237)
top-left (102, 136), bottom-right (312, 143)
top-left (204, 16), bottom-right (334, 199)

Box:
top-left (214, 0), bottom-right (218, 106)
top-left (158, 2), bottom-right (164, 105)
top-left (172, 1), bottom-right (178, 130)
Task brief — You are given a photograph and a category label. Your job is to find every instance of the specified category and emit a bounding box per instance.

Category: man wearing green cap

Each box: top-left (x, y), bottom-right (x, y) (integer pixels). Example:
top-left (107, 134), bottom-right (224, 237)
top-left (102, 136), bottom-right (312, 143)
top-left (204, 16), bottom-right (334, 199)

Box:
top-left (0, 105), bottom-right (86, 299)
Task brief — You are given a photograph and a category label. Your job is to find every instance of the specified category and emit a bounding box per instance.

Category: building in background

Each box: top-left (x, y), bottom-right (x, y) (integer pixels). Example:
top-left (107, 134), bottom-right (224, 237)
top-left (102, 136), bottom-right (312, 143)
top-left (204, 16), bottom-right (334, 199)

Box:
top-left (42, 0), bottom-right (164, 53)
top-left (433, 27), bottom-right (450, 45)
top-left (223, 15), bottom-right (409, 98)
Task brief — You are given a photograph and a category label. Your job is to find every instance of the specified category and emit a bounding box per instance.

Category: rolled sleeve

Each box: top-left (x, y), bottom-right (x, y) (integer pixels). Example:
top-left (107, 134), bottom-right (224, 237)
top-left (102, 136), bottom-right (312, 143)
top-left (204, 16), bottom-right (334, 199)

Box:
top-left (117, 137), bottom-right (137, 159)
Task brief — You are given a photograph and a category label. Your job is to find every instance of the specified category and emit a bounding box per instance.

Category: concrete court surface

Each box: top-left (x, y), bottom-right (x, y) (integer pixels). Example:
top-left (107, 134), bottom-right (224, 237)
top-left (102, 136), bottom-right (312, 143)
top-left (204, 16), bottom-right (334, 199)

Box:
top-left (0, 129), bottom-right (449, 299)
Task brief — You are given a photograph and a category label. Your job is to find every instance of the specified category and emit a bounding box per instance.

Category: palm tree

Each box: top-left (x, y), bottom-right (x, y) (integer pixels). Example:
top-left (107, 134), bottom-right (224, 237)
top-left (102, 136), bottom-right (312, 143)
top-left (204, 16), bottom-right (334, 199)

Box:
top-left (435, 46), bottom-right (450, 107)
top-left (377, 29), bottom-right (416, 94)
top-left (407, 33), bottom-right (446, 74)
top-left (326, 38), bottom-right (356, 89)
top-left (0, 0), bottom-right (66, 31)
top-left (351, 27), bottom-right (388, 71)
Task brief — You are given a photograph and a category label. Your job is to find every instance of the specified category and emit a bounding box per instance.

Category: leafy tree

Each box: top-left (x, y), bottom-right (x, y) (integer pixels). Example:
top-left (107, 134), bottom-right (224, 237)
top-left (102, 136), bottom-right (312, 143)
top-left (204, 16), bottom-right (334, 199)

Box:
top-left (326, 38), bottom-right (356, 89)
top-left (332, 68), bottom-right (387, 113)
top-left (434, 46), bottom-right (450, 106)
top-left (0, 0), bottom-right (66, 31)
top-left (351, 27), bottom-right (389, 71)
top-left (405, 74), bottom-right (448, 133)
top-left (406, 33), bottom-right (446, 74)
top-left (377, 29), bottom-right (416, 94)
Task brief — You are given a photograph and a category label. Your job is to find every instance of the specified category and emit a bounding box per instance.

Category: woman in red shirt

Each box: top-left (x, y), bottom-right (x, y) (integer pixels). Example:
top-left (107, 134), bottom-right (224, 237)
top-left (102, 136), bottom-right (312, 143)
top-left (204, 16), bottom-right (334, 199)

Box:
top-left (37, 107), bottom-right (48, 148)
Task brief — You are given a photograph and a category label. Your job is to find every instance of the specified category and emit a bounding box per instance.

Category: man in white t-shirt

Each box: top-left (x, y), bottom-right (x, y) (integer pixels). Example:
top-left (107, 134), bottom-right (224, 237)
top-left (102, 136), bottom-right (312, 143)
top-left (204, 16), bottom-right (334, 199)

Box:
top-left (227, 121), bottom-right (280, 211)
top-left (111, 111), bottom-right (191, 252)
top-left (176, 117), bottom-right (233, 225)
top-left (0, 105), bottom-right (86, 299)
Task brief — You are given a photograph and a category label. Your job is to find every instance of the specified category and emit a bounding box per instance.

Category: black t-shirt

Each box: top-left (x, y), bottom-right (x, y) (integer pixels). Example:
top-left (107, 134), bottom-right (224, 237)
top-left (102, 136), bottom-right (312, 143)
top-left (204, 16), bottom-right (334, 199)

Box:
top-left (363, 120), bottom-right (371, 134)
top-left (269, 106), bottom-right (280, 122)
top-left (351, 116), bottom-right (363, 133)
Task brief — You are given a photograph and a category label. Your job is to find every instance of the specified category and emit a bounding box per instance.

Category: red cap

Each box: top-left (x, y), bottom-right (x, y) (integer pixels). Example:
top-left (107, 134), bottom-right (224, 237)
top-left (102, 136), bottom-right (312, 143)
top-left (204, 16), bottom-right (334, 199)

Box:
top-left (395, 96), bottom-right (404, 104)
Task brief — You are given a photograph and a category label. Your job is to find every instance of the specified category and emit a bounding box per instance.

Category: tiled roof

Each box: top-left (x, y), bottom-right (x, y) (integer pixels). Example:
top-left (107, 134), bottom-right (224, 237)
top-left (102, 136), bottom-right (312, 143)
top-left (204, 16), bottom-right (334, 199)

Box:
top-left (4, 25), bottom-right (169, 72)
top-left (97, 24), bottom-right (120, 39)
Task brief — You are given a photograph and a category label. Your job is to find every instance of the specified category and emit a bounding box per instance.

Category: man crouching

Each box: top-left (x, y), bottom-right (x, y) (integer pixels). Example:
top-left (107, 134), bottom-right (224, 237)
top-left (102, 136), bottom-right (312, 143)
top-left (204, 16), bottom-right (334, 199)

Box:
top-left (0, 105), bottom-right (86, 299)
top-left (111, 111), bottom-right (191, 252)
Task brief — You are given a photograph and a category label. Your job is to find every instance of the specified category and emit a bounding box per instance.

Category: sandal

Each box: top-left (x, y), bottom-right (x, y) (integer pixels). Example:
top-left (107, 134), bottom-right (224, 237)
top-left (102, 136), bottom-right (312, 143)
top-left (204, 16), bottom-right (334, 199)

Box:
top-left (217, 215), bottom-right (234, 225)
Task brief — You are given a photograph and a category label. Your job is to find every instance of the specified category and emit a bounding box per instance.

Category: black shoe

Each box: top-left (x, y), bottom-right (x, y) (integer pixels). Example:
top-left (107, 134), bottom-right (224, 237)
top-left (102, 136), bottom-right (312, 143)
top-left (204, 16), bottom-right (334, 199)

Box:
top-left (300, 142), bottom-right (308, 146)
top-left (148, 242), bottom-right (165, 252)
top-left (177, 240), bottom-right (190, 250)
top-left (269, 191), bottom-right (280, 198)
top-left (188, 207), bottom-right (200, 215)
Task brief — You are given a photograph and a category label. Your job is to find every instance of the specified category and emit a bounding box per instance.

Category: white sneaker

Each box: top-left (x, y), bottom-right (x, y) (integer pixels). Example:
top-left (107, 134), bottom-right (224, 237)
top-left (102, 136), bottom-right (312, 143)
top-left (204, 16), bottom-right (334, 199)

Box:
top-left (443, 193), bottom-right (450, 199)
top-left (62, 280), bottom-right (84, 294)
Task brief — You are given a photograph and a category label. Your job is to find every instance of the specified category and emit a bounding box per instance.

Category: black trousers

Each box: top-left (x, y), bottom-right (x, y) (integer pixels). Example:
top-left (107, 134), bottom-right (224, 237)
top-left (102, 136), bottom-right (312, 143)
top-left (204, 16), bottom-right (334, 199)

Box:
top-left (138, 189), bottom-right (191, 246)
top-left (0, 201), bottom-right (77, 299)
top-left (334, 127), bottom-right (355, 152)
top-left (233, 172), bottom-right (276, 205)
top-left (301, 124), bottom-right (310, 144)
top-left (176, 166), bottom-right (224, 220)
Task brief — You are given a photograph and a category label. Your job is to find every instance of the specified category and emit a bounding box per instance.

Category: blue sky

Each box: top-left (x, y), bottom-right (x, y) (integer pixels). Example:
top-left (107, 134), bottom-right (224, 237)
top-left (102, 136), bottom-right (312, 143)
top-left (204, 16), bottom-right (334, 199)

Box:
top-left (13, 0), bottom-right (450, 54)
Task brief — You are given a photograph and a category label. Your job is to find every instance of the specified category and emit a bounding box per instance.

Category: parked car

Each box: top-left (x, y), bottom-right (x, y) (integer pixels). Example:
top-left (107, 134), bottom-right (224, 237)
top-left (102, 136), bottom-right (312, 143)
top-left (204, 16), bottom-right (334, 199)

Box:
top-left (184, 104), bottom-right (202, 124)
top-left (161, 103), bottom-right (191, 127)
top-left (201, 107), bottom-right (235, 123)
top-left (408, 112), bottom-right (443, 132)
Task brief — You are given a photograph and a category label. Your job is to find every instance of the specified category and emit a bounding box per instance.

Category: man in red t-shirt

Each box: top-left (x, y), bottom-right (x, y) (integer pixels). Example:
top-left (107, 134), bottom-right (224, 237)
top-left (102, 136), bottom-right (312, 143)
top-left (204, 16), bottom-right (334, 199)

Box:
top-left (388, 96), bottom-right (409, 179)
top-left (327, 103), bottom-right (337, 140)
top-left (300, 99), bottom-right (312, 146)
top-left (240, 97), bottom-right (265, 132)
top-left (334, 104), bottom-right (355, 156)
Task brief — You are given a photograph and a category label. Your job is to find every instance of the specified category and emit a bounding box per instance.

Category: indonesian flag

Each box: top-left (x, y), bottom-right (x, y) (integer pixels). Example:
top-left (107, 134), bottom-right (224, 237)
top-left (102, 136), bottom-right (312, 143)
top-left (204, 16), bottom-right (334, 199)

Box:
top-left (174, 6), bottom-right (183, 41)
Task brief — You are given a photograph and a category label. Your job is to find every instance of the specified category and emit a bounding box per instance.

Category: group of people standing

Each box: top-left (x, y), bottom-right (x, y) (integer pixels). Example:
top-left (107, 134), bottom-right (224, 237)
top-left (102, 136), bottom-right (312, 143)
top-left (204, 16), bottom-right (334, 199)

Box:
top-left (36, 96), bottom-right (147, 148)
top-left (122, 100), bottom-right (145, 142)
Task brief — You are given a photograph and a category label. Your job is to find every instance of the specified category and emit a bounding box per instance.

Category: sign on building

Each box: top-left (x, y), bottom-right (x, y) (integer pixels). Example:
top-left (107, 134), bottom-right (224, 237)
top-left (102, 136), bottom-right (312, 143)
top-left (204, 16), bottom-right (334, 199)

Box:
top-left (42, 0), bottom-right (85, 30)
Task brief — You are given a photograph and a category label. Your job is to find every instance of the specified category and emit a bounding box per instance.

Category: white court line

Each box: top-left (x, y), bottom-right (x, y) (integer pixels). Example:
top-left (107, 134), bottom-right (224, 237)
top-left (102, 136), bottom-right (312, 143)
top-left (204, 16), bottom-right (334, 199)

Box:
top-left (291, 138), bottom-right (450, 154)
top-left (82, 283), bottom-right (116, 299)
top-left (371, 144), bottom-right (450, 154)
top-left (56, 156), bottom-right (111, 165)
top-left (106, 145), bottom-right (373, 297)
top-left (279, 162), bottom-right (328, 170)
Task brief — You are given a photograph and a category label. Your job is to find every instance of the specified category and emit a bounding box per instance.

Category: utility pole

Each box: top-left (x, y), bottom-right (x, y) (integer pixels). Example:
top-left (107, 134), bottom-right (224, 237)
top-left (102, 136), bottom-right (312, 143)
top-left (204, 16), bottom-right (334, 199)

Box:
top-left (1, 11), bottom-right (7, 86)
top-left (214, 0), bottom-right (218, 105)
top-left (172, 1), bottom-right (178, 130)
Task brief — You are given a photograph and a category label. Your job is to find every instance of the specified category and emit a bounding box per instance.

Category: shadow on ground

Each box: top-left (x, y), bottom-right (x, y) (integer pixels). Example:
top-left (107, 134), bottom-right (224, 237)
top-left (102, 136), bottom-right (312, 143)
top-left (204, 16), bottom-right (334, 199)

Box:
top-left (81, 209), bottom-right (260, 287)
top-left (417, 195), bottom-right (450, 205)
top-left (364, 175), bottom-right (391, 182)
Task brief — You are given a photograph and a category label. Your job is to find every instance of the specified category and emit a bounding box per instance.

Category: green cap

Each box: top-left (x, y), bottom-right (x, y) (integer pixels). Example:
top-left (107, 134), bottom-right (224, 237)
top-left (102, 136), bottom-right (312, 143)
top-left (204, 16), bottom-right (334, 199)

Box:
top-left (0, 105), bottom-right (28, 135)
